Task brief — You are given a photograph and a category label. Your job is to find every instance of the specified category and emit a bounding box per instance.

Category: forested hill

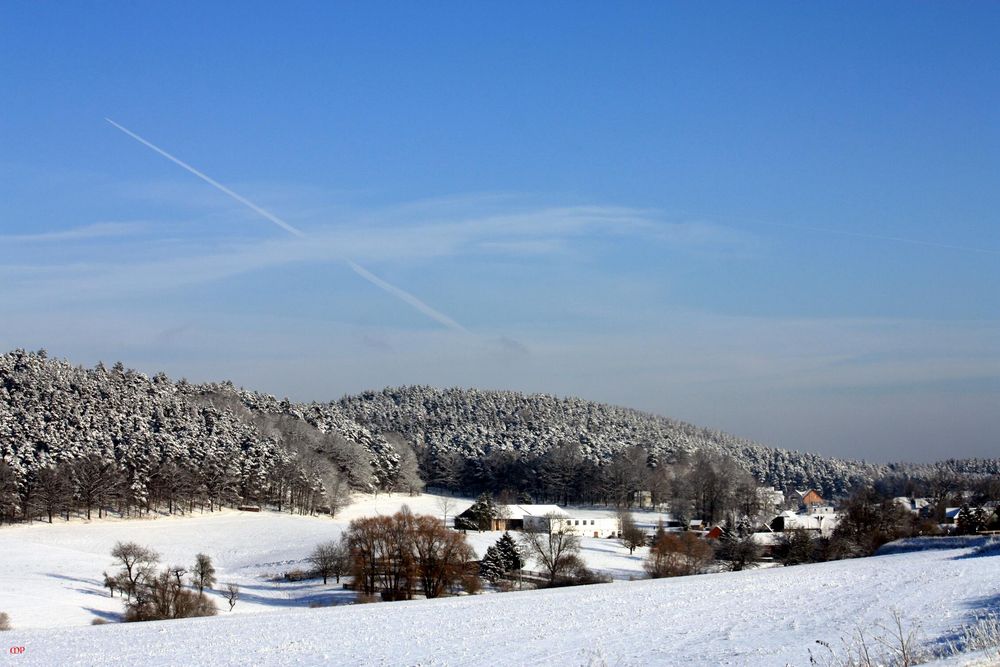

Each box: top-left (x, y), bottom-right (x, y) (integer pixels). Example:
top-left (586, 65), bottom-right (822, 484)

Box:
top-left (0, 350), bottom-right (407, 518)
top-left (336, 386), bottom-right (891, 496)
top-left (2, 350), bottom-right (997, 513)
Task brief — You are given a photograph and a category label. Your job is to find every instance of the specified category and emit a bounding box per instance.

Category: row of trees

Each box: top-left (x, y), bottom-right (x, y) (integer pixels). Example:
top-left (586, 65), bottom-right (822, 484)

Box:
top-left (0, 453), bottom-right (352, 525)
top-left (0, 350), bottom-right (426, 527)
top-left (445, 449), bottom-right (773, 527)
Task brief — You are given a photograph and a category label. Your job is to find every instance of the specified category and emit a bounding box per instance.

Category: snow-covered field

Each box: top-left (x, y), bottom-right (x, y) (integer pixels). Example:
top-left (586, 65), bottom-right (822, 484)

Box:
top-left (0, 493), bottom-right (656, 630)
top-left (2, 494), bottom-right (999, 665)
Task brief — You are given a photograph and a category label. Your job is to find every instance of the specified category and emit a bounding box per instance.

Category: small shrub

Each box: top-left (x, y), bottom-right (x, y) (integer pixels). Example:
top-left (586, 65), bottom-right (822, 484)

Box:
top-left (461, 571), bottom-right (482, 595)
top-left (0, 612), bottom-right (10, 631)
top-left (951, 612), bottom-right (1000, 660)
top-left (811, 608), bottom-right (929, 667)
top-left (284, 569), bottom-right (311, 582)
top-left (91, 618), bottom-right (109, 625)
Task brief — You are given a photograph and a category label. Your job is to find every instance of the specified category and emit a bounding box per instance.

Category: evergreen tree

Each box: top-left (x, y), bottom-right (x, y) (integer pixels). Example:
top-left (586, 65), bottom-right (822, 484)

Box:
top-left (459, 493), bottom-right (497, 531)
top-left (479, 545), bottom-right (505, 583)
top-left (495, 532), bottom-right (524, 573)
top-left (956, 504), bottom-right (988, 535)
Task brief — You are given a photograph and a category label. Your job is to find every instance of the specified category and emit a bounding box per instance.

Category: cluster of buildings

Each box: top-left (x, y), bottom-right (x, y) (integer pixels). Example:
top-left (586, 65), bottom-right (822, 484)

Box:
top-left (453, 488), bottom-right (1000, 548)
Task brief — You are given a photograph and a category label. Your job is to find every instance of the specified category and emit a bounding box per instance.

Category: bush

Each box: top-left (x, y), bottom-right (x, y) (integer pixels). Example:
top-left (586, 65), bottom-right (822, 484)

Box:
top-left (284, 569), bottom-right (311, 582)
top-left (811, 608), bottom-right (930, 667)
top-left (645, 532), bottom-right (714, 578)
top-left (91, 618), bottom-right (109, 625)
top-left (776, 528), bottom-right (822, 566)
top-left (124, 570), bottom-right (218, 622)
top-left (953, 612), bottom-right (1000, 659)
top-left (0, 612), bottom-right (10, 631)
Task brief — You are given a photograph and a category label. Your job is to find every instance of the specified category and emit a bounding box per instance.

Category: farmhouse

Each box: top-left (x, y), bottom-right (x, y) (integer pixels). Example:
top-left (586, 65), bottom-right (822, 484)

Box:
top-left (794, 489), bottom-right (826, 510)
top-left (455, 504), bottom-right (567, 531)
top-left (769, 509), bottom-right (840, 536)
top-left (523, 511), bottom-right (621, 538)
top-left (455, 504), bottom-right (621, 537)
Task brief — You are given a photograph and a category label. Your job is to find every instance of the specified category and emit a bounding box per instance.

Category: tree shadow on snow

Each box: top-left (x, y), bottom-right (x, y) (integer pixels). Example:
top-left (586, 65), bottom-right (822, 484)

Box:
top-left (84, 607), bottom-right (123, 623)
top-left (953, 538), bottom-right (1000, 560)
top-left (204, 587), bottom-right (355, 609)
top-left (44, 572), bottom-right (103, 586)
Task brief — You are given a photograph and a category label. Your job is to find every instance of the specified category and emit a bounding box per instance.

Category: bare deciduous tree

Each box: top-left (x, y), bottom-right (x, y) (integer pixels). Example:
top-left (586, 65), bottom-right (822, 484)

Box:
top-left (436, 495), bottom-right (456, 528)
top-left (618, 511), bottom-right (646, 554)
top-left (519, 513), bottom-right (582, 586)
top-left (123, 569), bottom-right (217, 622)
top-left (224, 582), bottom-right (239, 611)
top-left (308, 539), bottom-right (350, 585)
top-left (111, 541), bottom-right (160, 601)
top-left (190, 553), bottom-right (216, 596)
top-left (410, 514), bottom-right (476, 598)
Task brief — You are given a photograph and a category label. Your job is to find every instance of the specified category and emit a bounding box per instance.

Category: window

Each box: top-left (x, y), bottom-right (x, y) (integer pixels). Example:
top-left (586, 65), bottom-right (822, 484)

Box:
top-left (574, 520), bottom-right (579, 525)
top-left (591, 520), bottom-right (596, 525)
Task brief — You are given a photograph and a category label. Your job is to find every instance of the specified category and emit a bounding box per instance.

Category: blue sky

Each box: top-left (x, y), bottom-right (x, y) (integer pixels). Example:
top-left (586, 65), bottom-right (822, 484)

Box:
top-left (1, 2), bottom-right (998, 462)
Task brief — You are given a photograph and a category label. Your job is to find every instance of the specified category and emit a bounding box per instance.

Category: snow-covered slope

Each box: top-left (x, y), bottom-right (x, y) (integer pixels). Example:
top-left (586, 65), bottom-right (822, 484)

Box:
top-left (2, 505), bottom-right (999, 666)
top-left (0, 493), bottom-right (666, 630)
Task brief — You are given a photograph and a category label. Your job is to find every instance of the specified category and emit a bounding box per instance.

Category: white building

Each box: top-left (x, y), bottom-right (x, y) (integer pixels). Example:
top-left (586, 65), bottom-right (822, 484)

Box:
top-left (769, 509), bottom-right (841, 537)
top-left (522, 510), bottom-right (621, 538)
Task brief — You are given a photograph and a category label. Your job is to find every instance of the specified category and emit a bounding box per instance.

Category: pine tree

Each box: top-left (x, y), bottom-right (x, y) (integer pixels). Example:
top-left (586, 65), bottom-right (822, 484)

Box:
top-left (460, 493), bottom-right (497, 531)
top-left (479, 545), bottom-right (504, 583)
top-left (495, 532), bottom-right (524, 572)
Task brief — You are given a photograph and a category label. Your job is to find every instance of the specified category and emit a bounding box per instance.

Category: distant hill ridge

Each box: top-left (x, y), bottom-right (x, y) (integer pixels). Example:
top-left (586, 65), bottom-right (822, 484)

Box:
top-left (1, 350), bottom-right (997, 500)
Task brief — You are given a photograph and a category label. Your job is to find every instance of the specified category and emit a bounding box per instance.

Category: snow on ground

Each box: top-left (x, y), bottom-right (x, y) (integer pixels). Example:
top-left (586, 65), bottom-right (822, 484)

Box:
top-left (3, 544), bottom-right (999, 666)
top-left (5, 493), bottom-right (998, 665)
top-left (0, 493), bottom-right (658, 630)
top-left (0, 493), bottom-right (478, 629)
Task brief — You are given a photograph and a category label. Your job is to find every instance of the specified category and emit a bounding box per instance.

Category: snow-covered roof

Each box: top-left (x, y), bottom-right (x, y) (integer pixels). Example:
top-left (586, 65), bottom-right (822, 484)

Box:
top-left (751, 532), bottom-right (784, 546)
top-left (502, 504), bottom-right (569, 520)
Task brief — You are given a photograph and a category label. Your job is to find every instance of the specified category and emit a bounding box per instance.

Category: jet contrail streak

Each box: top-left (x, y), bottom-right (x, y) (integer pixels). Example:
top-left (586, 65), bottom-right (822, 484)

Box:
top-left (346, 260), bottom-right (470, 334)
top-left (105, 118), bottom-right (305, 238)
top-left (106, 118), bottom-right (470, 334)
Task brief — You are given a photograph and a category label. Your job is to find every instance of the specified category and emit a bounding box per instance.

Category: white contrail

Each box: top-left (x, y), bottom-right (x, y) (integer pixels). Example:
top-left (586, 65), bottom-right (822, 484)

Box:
top-left (105, 118), bottom-right (305, 238)
top-left (346, 260), bottom-right (469, 334)
top-left (106, 118), bottom-right (470, 334)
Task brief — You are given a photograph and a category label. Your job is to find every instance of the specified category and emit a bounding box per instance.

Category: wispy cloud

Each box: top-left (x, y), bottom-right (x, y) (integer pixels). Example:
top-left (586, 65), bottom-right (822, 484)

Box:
top-left (0, 221), bottom-right (147, 243)
top-left (105, 118), bottom-right (476, 334)
top-left (0, 196), bottom-right (751, 306)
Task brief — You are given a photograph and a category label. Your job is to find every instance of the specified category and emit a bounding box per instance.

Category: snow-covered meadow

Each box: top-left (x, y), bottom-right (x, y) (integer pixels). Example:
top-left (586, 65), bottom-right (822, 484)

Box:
top-left (0, 493), bottom-right (655, 630)
top-left (1, 493), bottom-right (999, 665)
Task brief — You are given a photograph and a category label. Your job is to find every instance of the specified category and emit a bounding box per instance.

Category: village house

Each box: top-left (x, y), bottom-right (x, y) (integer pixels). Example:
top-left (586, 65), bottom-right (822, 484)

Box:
top-left (757, 486), bottom-right (786, 512)
top-left (453, 504), bottom-right (566, 531)
top-left (769, 508), bottom-right (840, 536)
top-left (893, 497), bottom-right (933, 514)
top-left (454, 504), bottom-right (620, 537)
top-left (793, 489), bottom-right (826, 511)
top-left (522, 510), bottom-right (621, 538)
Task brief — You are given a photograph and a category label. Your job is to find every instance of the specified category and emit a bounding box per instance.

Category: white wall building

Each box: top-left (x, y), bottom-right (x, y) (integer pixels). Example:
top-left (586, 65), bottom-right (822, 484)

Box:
top-left (522, 510), bottom-right (621, 538)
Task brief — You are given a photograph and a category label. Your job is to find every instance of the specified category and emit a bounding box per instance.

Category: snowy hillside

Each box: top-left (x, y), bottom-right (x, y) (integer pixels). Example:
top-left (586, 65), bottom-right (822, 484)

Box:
top-left (0, 492), bottom-right (666, 630)
top-left (4, 350), bottom-right (999, 509)
top-left (3, 526), bottom-right (999, 666)
top-left (2, 492), bottom-right (1000, 665)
